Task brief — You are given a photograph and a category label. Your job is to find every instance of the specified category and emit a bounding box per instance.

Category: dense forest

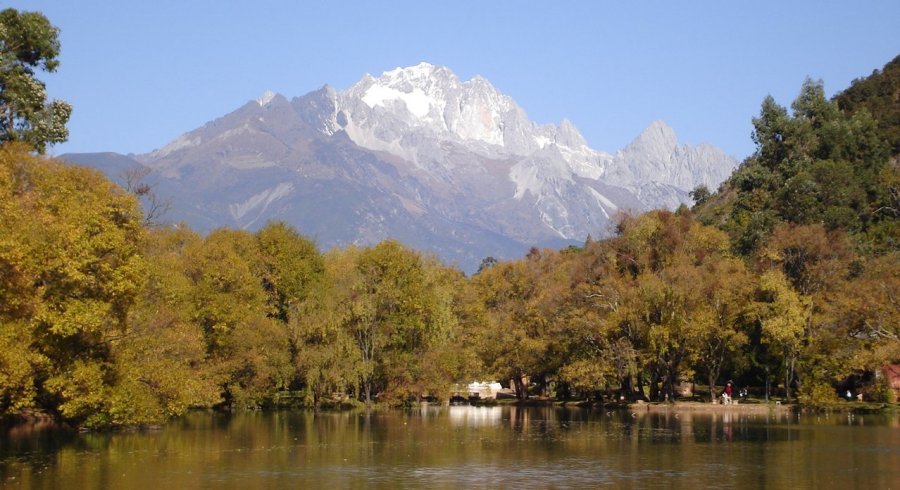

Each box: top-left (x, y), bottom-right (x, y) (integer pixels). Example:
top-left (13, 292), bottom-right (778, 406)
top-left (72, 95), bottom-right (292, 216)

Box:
top-left (1, 8), bottom-right (897, 427)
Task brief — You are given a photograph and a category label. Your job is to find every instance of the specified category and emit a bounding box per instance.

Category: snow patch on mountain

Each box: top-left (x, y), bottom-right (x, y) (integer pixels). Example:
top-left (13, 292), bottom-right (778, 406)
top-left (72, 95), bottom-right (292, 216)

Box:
top-left (229, 182), bottom-right (294, 223)
top-left (589, 187), bottom-right (618, 218)
top-left (339, 63), bottom-right (520, 151)
top-left (362, 84), bottom-right (435, 119)
top-left (324, 63), bottom-right (738, 236)
top-left (147, 134), bottom-right (201, 160)
top-left (257, 90), bottom-right (277, 107)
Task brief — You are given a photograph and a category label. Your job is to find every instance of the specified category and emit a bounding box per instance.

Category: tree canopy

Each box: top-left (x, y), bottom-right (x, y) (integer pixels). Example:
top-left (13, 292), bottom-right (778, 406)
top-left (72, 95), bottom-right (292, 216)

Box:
top-left (696, 70), bottom-right (898, 256)
top-left (0, 8), bottom-right (71, 153)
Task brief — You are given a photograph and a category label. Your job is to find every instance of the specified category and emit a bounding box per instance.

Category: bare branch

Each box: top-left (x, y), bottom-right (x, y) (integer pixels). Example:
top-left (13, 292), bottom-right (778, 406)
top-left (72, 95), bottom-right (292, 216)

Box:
top-left (120, 166), bottom-right (171, 226)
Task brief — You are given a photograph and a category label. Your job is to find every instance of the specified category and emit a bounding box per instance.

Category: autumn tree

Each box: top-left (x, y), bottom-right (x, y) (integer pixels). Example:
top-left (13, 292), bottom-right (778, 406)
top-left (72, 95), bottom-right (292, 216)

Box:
top-left (255, 221), bottom-right (324, 324)
top-left (293, 247), bottom-right (364, 408)
top-left (121, 166), bottom-right (170, 226)
top-left (755, 224), bottom-right (866, 403)
top-left (409, 258), bottom-right (474, 401)
top-left (825, 253), bottom-right (900, 393)
top-left (754, 271), bottom-right (810, 402)
top-left (603, 211), bottom-right (750, 401)
top-left (0, 144), bottom-right (145, 425)
top-left (692, 257), bottom-right (752, 402)
top-left (557, 246), bottom-right (627, 400)
top-left (178, 229), bottom-right (292, 409)
top-left (101, 225), bottom-right (222, 425)
top-left (321, 241), bottom-right (465, 404)
top-left (473, 257), bottom-right (547, 400)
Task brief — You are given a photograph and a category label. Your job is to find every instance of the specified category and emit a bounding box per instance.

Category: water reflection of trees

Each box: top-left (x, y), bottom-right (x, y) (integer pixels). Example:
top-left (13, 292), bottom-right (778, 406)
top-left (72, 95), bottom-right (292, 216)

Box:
top-left (1, 408), bottom-right (898, 488)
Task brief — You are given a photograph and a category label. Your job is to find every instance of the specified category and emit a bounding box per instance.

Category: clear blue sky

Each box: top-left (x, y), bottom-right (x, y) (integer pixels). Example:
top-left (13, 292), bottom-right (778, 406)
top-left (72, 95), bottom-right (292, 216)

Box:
top-left (13, 0), bottom-right (900, 161)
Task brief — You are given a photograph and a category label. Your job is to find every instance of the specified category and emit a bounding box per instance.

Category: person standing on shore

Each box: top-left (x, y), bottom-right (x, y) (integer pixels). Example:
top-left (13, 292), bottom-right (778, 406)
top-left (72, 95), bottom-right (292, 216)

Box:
top-left (723, 382), bottom-right (733, 404)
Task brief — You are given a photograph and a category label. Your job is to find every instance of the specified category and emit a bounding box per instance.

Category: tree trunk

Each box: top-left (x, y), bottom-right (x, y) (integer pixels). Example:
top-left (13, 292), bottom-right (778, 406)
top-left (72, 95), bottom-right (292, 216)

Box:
top-left (649, 366), bottom-right (661, 402)
top-left (620, 375), bottom-right (634, 401)
top-left (664, 351), bottom-right (684, 402)
top-left (537, 374), bottom-right (547, 397)
top-left (662, 371), bottom-right (674, 402)
top-left (784, 364), bottom-right (790, 402)
top-left (784, 355), bottom-right (795, 402)
top-left (513, 375), bottom-right (527, 400)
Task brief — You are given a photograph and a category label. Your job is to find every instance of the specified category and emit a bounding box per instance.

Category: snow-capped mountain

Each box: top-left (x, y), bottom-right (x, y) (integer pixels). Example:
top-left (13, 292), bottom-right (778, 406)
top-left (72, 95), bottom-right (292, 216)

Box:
top-left (338, 63), bottom-right (560, 157)
top-left (63, 63), bottom-right (737, 272)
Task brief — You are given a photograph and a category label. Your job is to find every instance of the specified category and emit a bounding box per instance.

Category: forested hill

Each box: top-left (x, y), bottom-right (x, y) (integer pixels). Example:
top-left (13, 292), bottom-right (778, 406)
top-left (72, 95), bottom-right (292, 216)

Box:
top-left (835, 54), bottom-right (900, 157)
top-left (694, 55), bottom-right (899, 256)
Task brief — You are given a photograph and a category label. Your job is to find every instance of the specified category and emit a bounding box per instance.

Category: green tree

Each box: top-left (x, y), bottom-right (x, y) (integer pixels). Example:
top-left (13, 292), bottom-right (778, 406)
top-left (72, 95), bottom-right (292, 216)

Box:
top-left (689, 184), bottom-right (711, 207)
top-left (835, 55), bottom-right (900, 156)
top-left (701, 76), bottom-right (893, 255)
top-left (0, 9), bottom-right (71, 153)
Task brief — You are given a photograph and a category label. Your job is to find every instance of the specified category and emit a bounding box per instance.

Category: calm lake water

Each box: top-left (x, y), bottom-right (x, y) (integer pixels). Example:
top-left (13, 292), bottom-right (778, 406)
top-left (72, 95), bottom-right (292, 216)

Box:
top-left (1, 406), bottom-right (898, 489)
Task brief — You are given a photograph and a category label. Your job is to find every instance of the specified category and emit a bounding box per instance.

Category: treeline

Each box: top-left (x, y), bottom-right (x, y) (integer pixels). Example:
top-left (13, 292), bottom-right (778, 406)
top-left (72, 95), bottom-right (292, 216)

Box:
top-left (0, 150), bottom-right (475, 426)
top-left (1, 58), bottom-right (898, 427)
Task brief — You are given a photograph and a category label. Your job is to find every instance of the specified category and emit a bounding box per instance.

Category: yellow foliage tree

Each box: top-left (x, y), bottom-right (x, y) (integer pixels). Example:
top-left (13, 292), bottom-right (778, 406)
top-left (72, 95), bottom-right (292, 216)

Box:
top-left (756, 270), bottom-right (810, 402)
top-left (0, 143), bottom-right (146, 424)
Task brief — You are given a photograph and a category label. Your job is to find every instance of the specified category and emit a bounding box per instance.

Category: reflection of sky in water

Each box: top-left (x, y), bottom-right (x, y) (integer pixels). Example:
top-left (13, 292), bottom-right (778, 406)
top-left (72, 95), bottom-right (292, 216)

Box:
top-left (447, 406), bottom-right (503, 427)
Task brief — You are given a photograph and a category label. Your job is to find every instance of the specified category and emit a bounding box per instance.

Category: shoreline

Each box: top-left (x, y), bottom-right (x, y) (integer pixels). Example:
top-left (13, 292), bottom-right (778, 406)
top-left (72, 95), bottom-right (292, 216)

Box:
top-left (626, 400), bottom-right (899, 414)
top-left (627, 401), bottom-right (794, 414)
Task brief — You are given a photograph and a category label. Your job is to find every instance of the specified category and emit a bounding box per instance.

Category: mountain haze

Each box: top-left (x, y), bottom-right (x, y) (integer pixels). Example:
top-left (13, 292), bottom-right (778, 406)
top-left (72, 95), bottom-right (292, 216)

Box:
top-left (63, 63), bottom-right (738, 272)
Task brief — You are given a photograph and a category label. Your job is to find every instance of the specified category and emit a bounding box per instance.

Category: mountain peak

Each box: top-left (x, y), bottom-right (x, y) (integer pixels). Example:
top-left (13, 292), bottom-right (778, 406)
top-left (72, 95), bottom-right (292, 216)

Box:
top-left (256, 90), bottom-right (278, 107)
top-left (348, 62), bottom-right (516, 147)
top-left (383, 61), bottom-right (438, 78)
top-left (641, 120), bottom-right (677, 143)
top-left (557, 118), bottom-right (587, 148)
top-left (373, 62), bottom-right (461, 90)
top-left (624, 120), bottom-right (678, 156)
